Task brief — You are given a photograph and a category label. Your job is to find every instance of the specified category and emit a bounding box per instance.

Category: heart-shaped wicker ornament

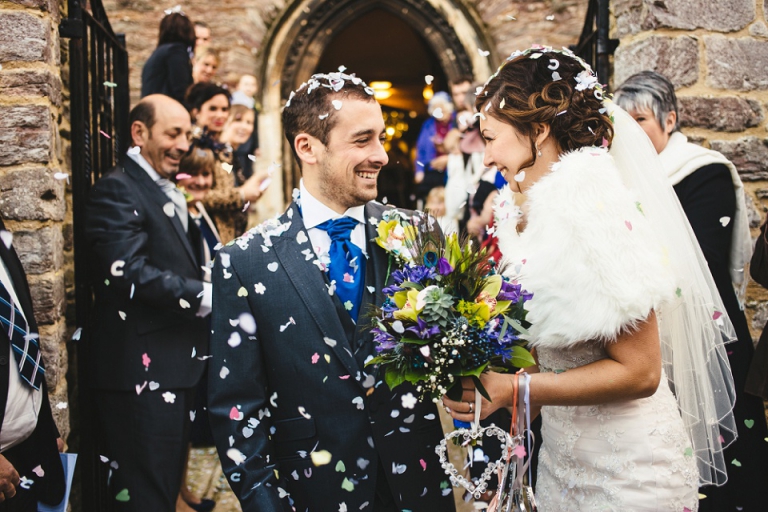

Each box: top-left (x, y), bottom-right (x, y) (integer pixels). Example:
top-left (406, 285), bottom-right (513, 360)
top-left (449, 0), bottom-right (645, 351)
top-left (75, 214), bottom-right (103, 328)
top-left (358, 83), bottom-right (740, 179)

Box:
top-left (435, 424), bottom-right (515, 499)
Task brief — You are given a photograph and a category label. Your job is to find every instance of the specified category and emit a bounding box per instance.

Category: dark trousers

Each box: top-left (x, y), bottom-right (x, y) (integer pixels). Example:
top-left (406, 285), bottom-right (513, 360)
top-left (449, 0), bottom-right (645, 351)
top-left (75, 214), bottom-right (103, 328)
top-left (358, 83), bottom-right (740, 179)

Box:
top-left (95, 388), bottom-right (194, 512)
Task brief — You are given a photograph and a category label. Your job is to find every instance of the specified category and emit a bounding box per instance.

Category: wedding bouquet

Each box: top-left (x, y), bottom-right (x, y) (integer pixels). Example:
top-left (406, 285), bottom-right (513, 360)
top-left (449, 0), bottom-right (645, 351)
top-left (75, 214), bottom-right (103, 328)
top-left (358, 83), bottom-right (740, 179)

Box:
top-left (366, 209), bottom-right (534, 404)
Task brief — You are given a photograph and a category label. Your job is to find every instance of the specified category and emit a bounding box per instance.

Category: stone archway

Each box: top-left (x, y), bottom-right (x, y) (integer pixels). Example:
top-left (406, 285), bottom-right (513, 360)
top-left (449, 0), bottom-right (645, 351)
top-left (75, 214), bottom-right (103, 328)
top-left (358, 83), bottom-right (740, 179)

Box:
top-left (254, 0), bottom-right (495, 217)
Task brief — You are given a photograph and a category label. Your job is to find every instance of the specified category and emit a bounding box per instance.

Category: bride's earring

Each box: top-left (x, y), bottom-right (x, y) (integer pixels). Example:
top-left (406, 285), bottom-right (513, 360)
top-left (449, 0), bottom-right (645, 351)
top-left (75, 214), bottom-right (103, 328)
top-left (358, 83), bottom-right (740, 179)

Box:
top-left (536, 144), bottom-right (542, 157)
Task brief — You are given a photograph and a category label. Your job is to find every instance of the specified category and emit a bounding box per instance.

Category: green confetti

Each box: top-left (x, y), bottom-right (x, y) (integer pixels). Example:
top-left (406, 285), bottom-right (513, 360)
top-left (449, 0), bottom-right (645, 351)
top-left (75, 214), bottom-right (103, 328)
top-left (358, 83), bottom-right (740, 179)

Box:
top-left (684, 447), bottom-right (693, 457)
top-left (341, 477), bottom-right (354, 492)
top-left (344, 300), bottom-right (353, 311)
top-left (103, 81), bottom-right (117, 88)
top-left (335, 460), bottom-right (346, 472)
top-left (635, 202), bottom-right (644, 215)
top-left (440, 480), bottom-right (450, 489)
top-left (744, 419), bottom-right (755, 429)
top-left (731, 459), bottom-right (742, 467)
top-left (104, 279), bottom-right (110, 286)
top-left (675, 287), bottom-right (682, 298)
top-left (115, 489), bottom-right (130, 501)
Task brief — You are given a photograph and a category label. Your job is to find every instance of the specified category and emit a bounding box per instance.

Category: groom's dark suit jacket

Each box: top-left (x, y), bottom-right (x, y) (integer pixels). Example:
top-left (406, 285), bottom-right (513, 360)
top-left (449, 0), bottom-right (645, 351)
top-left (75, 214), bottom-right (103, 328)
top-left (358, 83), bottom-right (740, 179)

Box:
top-left (0, 218), bottom-right (65, 506)
top-left (208, 201), bottom-right (455, 512)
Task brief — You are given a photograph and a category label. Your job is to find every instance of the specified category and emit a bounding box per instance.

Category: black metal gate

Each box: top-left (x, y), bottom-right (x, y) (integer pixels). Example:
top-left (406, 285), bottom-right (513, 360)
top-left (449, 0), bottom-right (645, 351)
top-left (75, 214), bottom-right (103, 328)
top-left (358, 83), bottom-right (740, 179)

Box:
top-left (571, 0), bottom-right (619, 87)
top-left (60, 0), bottom-right (129, 509)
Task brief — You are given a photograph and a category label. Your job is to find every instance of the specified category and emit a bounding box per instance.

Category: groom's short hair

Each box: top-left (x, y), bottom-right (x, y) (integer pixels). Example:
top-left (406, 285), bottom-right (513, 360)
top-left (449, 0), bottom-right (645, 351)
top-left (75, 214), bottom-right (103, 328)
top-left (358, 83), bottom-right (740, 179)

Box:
top-left (282, 72), bottom-right (375, 165)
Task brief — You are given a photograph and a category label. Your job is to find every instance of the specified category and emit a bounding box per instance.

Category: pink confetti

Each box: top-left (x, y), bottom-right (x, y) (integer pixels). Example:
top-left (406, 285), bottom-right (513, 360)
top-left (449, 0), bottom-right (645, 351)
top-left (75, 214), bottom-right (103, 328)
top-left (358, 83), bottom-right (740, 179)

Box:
top-left (601, 137), bottom-right (608, 148)
top-left (343, 273), bottom-right (354, 283)
top-left (229, 406), bottom-right (242, 421)
top-left (512, 444), bottom-right (527, 458)
top-left (99, 130), bottom-right (111, 139)
top-left (339, 375), bottom-right (350, 380)
top-left (142, 353), bottom-right (151, 368)
top-left (625, 220), bottom-right (632, 231)
top-left (175, 173), bottom-right (192, 180)
top-left (719, 435), bottom-right (725, 443)
top-left (713, 311), bottom-right (722, 320)
top-left (419, 459), bottom-right (426, 470)
top-left (311, 353), bottom-right (319, 364)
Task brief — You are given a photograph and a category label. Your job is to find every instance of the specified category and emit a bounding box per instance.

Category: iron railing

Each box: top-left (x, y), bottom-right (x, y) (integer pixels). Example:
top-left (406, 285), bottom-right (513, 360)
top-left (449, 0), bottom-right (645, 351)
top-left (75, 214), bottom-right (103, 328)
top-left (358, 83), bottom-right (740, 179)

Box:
top-left (60, 0), bottom-right (129, 509)
top-left (570, 0), bottom-right (618, 87)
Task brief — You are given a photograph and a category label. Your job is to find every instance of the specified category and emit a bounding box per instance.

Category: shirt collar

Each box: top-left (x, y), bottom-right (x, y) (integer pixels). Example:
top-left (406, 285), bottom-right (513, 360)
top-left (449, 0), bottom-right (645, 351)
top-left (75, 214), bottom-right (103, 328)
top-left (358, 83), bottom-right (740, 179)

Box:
top-left (127, 149), bottom-right (163, 183)
top-left (299, 179), bottom-right (366, 229)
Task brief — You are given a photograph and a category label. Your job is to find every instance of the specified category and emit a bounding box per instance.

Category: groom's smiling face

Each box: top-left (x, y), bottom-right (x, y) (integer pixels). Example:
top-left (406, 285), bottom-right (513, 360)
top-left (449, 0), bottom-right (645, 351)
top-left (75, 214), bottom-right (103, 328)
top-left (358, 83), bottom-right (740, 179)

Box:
top-left (311, 97), bottom-right (388, 213)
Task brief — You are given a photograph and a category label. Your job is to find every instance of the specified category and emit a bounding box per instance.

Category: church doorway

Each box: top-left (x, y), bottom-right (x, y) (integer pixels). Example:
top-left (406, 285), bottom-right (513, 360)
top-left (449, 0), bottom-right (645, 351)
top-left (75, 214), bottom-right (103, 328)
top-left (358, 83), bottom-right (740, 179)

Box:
top-left (257, 0), bottom-right (495, 213)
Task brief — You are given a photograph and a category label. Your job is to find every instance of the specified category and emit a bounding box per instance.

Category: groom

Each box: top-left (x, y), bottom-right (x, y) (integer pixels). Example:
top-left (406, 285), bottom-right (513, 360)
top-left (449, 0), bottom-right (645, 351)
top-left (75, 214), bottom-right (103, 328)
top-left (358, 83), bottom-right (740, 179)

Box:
top-left (207, 72), bottom-right (455, 511)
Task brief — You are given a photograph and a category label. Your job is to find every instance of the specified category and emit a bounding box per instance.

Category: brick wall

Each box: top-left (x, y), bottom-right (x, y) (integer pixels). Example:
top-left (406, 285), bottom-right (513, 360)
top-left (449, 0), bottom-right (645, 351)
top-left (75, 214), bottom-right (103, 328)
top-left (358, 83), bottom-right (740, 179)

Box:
top-left (614, 0), bottom-right (768, 340)
top-left (0, 0), bottom-right (71, 438)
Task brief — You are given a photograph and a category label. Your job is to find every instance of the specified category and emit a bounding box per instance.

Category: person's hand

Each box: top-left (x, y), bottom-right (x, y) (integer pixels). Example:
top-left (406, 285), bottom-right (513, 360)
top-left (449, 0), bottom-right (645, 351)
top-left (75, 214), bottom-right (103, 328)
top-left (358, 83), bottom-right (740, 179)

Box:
top-left (429, 155), bottom-right (449, 172)
top-left (414, 171), bottom-right (424, 184)
top-left (238, 170), bottom-right (270, 203)
top-left (57, 437), bottom-right (65, 453)
top-left (0, 454), bottom-right (19, 502)
top-left (441, 373), bottom-right (515, 423)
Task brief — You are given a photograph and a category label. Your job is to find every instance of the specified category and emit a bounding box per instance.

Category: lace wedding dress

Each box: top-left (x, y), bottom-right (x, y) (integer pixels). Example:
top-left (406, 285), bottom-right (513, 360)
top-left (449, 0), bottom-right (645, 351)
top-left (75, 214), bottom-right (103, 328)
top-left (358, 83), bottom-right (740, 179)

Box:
top-left (496, 148), bottom-right (700, 511)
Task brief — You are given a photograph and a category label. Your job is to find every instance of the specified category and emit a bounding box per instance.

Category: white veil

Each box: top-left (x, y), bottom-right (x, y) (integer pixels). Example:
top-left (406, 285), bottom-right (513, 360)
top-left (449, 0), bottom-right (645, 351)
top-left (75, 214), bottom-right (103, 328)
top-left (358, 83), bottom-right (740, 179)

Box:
top-left (607, 101), bottom-right (737, 486)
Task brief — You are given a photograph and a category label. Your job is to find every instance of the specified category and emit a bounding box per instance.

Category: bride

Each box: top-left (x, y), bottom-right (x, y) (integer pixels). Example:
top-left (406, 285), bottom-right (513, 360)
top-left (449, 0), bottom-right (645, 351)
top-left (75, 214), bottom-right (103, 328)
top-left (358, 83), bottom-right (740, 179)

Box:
top-left (443, 47), bottom-right (738, 511)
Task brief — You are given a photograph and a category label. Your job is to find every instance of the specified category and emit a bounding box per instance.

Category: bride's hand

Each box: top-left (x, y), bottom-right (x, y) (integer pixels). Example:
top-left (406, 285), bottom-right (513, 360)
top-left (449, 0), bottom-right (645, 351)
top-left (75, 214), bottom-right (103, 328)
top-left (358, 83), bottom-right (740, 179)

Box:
top-left (441, 373), bottom-right (515, 422)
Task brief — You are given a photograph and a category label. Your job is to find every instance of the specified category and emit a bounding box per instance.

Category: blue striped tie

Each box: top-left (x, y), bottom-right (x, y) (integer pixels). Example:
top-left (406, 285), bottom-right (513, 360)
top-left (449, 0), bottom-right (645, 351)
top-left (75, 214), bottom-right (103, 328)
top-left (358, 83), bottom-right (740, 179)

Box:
top-left (0, 281), bottom-right (44, 390)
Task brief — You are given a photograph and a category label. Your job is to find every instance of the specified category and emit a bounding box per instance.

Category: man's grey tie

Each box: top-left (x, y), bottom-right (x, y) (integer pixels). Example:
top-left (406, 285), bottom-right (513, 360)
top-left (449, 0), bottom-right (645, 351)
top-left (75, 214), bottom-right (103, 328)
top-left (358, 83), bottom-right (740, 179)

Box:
top-left (156, 178), bottom-right (189, 232)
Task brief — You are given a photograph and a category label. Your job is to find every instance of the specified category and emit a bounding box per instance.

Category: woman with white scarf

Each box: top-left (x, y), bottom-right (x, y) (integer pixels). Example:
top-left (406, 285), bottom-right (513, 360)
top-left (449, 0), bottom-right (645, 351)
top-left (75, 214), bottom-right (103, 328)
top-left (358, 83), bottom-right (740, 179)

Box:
top-left (615, 71), bottom-right (768, 512)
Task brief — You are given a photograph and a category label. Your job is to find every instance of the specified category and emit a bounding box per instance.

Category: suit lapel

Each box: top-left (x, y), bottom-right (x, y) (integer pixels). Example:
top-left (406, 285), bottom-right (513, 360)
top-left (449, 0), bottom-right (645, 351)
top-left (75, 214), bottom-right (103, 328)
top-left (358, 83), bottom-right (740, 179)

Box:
top-left (273, 203), bottom-right (364, 387)
top-left (122, 159), bottom-right (198, 269)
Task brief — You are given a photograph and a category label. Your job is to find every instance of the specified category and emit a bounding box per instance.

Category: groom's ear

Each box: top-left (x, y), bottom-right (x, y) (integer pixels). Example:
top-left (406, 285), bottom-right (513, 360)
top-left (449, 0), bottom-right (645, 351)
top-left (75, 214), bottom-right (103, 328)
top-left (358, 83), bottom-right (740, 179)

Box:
top-left (294, 133), bottom-right (321, 166)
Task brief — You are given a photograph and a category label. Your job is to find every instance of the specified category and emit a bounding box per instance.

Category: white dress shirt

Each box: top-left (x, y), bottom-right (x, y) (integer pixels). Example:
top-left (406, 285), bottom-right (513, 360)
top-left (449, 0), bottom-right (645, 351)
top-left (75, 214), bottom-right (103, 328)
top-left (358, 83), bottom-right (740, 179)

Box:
top-left (126, 149), bottom-right (212, 317)
top-left (0, 258), bottom-right (41, 452)
top-left (299, 180), bottom-right (367, 263)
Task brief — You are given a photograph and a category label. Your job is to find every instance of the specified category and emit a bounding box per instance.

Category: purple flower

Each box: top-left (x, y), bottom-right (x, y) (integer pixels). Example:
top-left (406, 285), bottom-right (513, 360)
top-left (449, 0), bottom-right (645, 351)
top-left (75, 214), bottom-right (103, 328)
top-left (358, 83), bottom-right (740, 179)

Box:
top-left (497, 280), bottom-right (532, 303)
top-left (405, 317), bottom-right (441, 339)
top-left (436, 257), bottom-right (453, 276)
top-left (373, 328), bottom-right (397, 352)
top-left (405, 264), bottom-right (436, 284)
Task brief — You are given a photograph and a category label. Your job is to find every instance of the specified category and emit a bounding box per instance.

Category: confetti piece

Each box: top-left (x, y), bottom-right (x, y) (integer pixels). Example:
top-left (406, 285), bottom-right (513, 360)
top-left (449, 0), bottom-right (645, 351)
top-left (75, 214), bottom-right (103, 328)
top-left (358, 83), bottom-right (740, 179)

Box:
top-left (162, 391), bottom-right (176, 403)
top-left (324, 337), bottom-right (337, 347)
top-left (506, 15), bottom-right (516, 20)
top-left (319, 114), bottom-right (329, 120)
top-left (392, 321), bottom-right (405, 334)
top-left (99, 130), bottom-right (111, 139)
top-left (228, 332), bottom-right (242, 348)
top-left (324, 354), bottom-right (331, 363)
top-left (54, 172), bottom-right (69, 181)
top-left (299, 406), bottom-right (312, 419)
top-left (625, 220), bottom-right (632, 231)
top-left (0, 231), bottom-right (11, 250)
top-left (142, 353), bottom-right (151, 368)
top-left (419, 459), bottom-right (426, 470)
top-left (148, 381), bottom-right (159, 391)
top-left (221, 162), bottom-right (233, 173)
top-left (311, 450), bottom-right (332, 466)
top-left (311, 353), bottom-right (319, 364)
top-left (254, 282), bottom-right (266, 294)
top-left (332, 100), bottom-right (343, 110)
top-left (267, 262), bottom-right (279, 272)
top-left (335, 460), bottom-right (346, 472)
top-left (719, 216), bottom-right (731, 227)
top-left (230, 406), bottom-right (243, 421)
top-left (551, 71), bottom-right (562, 81)
top-left (296, 231), bottom-right (308, 244)
top-left (713, 311), bottom-right (722, 320)
top-left (56, 401), bottom-right (68, 409)
top-left (392, 462), bottom-right (406, 474)
top-left (163, 202), bottom-right (176, 217)
top-left (401, 393), bottom-right (417, 409)
top-left (684, 447), bottom-right (693, 457)
top-left (237, 287), bottom-right (248, 297)
top-left (135, 381), bottom-right (147, 395)
top-left (352, 396), bottom-right (364, 410)
top-left (32, 465), bottom-right (44, 477)
top-left (546, 14), bottom-right (555, 20)
top-left (744, 419), bottom-right (755, 428)
top-left (478, 49), bottom-right (490, 57)
top-left (514, 171), bottom-right (526, 183)
top-left (513, 444), bottom-right (527, 458)
top-left (731, 459), bottom-right (742, 467)
top-left (341, 477), bottom-right (354, 491)
top-left (424, 75), bottom-right (434, 85)
top-left (127, 146), bottom-right (141, 155)
top-left (219, 366), bottom-right (230, 379)
top-left (179, 298), bottom-right (190, 309)
top-left (239, 312), bottom-right (257, 333)
top-left (227, 448), bottom-right (246, 465)
top-left (103, 81), bottom-right (117, 88)
top-left (115, 489), bottom-right (130, 502)
top-left (110, 260), bottom-right (125, 277)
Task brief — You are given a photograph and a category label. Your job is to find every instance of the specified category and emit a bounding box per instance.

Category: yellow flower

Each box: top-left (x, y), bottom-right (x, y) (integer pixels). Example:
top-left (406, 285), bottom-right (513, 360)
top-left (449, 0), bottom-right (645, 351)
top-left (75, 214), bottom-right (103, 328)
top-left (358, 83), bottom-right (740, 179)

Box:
top-left (393, 289), bottom-right (420, 322)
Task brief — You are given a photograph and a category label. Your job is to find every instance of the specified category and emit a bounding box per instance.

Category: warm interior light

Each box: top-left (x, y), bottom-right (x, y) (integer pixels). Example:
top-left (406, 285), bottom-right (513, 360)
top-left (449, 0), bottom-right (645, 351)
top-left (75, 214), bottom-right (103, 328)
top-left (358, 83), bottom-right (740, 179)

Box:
top-left (374, 89), bottom-right (392, 100)
top-left (423, 85), bottom-right (434, 101)
top-left (370, 81), bottom-right (392, 90)
top-left (385, 126), bottom-right (396, 136)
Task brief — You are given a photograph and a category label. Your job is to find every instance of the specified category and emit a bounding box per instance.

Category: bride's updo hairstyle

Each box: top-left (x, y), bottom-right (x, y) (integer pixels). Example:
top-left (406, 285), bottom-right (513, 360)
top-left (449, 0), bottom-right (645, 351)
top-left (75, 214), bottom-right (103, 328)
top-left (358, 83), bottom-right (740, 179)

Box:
top-left (477, 46), bottom-right (613, 168)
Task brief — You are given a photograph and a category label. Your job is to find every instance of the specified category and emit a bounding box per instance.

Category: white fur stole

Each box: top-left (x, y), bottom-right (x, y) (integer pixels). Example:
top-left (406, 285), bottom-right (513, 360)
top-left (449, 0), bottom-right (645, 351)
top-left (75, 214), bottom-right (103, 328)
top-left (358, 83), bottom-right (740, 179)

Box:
top-left (495, 148), bottom-right (675, 349)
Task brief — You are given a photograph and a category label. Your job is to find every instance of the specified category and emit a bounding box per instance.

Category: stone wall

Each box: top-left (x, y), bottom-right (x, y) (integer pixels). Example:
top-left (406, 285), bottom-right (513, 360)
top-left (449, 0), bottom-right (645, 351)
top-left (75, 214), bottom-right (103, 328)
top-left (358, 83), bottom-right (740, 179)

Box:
top-left (614, 0), bottom-right (768, 340)
top-left (0, 0), bottom-right (71, 438)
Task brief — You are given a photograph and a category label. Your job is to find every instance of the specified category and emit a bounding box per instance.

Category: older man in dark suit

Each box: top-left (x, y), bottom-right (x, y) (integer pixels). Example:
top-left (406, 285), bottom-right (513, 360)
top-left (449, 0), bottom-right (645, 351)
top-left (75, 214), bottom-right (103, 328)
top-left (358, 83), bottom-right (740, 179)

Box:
top-left (0, 218), bottom-right (65, 510)
top-left (207, 73), bottom-right (455, 511)
top-left (85, 95), bottom-right (209, 510)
